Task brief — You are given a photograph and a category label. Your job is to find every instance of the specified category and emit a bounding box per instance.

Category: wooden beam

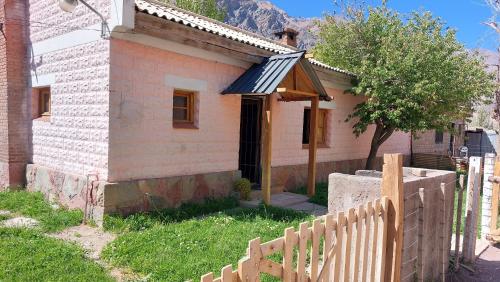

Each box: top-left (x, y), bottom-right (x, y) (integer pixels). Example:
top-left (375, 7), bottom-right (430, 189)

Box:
top-left (276, 88), bottom-right (317, 97)
top-left (305, 53), bottom-right (314, 59)
top-left (381, 154), bottom-right (404, 282)
top-left (261, 95), bottom-right (272, 205)
top-left (134, 13), bottom-right (268, 64)
top-left (307, 96), bottom-right (319, 197)
top-left (278, 97), bottom-right (313, 102)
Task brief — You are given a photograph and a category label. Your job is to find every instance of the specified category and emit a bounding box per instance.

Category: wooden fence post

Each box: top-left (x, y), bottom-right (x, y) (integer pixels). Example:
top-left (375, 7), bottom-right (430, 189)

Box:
top-left (381, 154), bottom-right (404, 282)
top-left (462, 156), bottom-right (482, 264)
top-left (491, 157), bottom-right (500, 238)
top-left (454, 175), bottom-right (465, 271)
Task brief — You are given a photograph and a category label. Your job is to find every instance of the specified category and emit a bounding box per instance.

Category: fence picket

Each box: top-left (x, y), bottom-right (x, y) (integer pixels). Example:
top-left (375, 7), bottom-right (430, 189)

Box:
top-left (379, 197), bottom-right (390, 282)
top-left (310, 219), bottom-right (322, 281)
top-left (297, 222), bottom-right (309, 282)
top-left (361, 202), bottom-right (372, 282)
top-left (322, 214), bottom-right (336, 282)
top-left (370, 199), bottom-right (381, 282)
top-left (221, 265), bottom-right (233, 282)
top-left (353, 205), bottom-right (365, 282)
top-left (283, 227), bottom-right (296, 281)
top-left (344, 208), bottom-right (356, 282)
top-left (334, 212), bottom-right (346, 282)
top-left (201, 197), bottom-right (397, 282)
top-left (201, 272), bottom-right (214, 282)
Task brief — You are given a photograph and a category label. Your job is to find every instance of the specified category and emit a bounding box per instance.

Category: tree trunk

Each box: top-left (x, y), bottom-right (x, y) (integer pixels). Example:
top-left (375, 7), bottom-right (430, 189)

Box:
top-left (365, 141), bottom-right (381, 170)
top-left (365, 122), bottom-right (395, 170)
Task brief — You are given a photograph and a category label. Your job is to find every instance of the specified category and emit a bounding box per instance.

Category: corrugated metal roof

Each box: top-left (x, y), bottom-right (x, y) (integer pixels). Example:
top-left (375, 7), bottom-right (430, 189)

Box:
top-left (134, 0), bottom-right (354, 77)
top-left (222, 51), bottom-right (330, 100)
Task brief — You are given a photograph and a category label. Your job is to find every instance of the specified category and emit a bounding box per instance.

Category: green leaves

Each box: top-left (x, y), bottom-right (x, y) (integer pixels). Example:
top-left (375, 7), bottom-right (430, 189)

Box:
top-left (315, 6), bottom-right (496, 135)
top-left (174, 0), bottom-right (226, 21)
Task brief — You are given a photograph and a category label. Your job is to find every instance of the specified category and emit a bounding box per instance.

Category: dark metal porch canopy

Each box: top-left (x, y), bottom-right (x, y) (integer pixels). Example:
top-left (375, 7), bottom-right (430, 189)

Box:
top-left (222, 51), bottom-right (331, 101)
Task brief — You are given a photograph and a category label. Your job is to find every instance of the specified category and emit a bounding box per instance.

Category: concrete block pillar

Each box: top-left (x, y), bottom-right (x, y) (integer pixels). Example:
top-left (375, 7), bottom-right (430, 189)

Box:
top-left (0, 0), bottom-right (31, 188)
top-left (482, 153), bottom-right (496, 238)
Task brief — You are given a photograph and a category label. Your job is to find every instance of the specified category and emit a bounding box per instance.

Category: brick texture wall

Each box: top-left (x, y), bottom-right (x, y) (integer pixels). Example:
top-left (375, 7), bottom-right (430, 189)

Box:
top-left (28, 0), bottom-right (112, 181)
top-left (0, 0), bottom-right (31, 188)
top-left (108, 38), bottom-right (243, 182)
top-left (28, 0), bottom-right (111, 43)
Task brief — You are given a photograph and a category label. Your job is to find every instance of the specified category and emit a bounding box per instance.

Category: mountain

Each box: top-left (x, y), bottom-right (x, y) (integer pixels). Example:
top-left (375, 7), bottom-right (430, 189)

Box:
top-left (218, 0), bottom-right (320, 50)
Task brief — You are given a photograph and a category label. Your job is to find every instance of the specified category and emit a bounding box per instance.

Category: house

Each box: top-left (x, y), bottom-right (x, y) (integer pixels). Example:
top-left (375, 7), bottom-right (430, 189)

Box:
top-left (0, 0), bottom-right (410, 221)
top-left (411, 122), bottom-right (466, 170)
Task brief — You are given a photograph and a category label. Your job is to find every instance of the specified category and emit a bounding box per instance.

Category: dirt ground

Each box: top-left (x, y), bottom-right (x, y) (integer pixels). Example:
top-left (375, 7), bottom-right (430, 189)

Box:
top-left (449, 243), bottom-right (500, 282)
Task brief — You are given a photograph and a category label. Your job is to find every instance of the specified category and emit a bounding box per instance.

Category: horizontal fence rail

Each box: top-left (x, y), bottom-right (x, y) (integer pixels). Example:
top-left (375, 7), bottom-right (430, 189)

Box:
top-left (201, 197), bottom-right (390, 282)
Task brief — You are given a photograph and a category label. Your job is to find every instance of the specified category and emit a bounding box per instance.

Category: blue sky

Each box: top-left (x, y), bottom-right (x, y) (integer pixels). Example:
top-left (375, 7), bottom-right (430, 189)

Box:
top-left (271, 0), bottom-right (498, 51)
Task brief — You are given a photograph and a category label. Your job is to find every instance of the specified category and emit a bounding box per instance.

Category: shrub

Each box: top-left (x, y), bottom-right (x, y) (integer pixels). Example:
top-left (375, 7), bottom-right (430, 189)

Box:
top-left (234, 178), bottom-right (251, 200)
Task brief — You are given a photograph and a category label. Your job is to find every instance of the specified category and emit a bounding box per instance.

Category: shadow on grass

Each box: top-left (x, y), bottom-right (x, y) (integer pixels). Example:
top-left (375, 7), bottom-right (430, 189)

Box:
top-left (104, 197), bottom-right (310, 233)
top-left (295, 182), bottom-right (328, 207)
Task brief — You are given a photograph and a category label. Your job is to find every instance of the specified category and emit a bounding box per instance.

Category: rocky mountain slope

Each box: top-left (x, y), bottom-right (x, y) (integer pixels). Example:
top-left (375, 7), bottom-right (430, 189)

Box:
top-left (218, 0), bottom-right (320, 50)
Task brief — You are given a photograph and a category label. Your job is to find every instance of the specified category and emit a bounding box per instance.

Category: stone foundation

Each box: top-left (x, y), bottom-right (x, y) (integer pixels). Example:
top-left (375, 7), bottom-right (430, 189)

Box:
top-left (26, 164), bottom-right (241, 222)
top-left (272, 156), bottom-right (410, 191)
top-left (103, 170), bottom-right (241, 216)
top-left (26, 164), bottom-right (106, 221)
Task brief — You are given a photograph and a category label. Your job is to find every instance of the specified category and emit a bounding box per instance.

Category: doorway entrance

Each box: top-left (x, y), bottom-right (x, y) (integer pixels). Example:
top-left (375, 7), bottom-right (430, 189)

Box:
top-left (238, 97), bottom-right (263, 187)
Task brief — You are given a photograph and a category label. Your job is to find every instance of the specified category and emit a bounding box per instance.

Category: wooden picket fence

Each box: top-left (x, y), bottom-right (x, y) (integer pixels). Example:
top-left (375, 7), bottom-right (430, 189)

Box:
top-left (201, 154), bottom-right (404, 282)
top-left (201, 197), bottom-right (390, 282)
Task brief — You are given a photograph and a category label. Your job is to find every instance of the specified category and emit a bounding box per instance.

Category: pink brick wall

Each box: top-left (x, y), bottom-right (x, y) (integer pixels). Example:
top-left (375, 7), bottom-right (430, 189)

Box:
top-left (29, 0), bottom-right (112, 181)
top-left (108, 39), bottom-right (410, 183)
top-left (108, 39), bottom-right (243, 182)
top-left (0, 0), bottom-right (31, 187)
top-left (271, 91), bottom-right (411, 167)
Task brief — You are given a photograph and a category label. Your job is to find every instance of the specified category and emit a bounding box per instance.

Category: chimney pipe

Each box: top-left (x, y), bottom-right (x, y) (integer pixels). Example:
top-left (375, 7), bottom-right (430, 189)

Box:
top-left (274, 28), bottom-right (299, 48)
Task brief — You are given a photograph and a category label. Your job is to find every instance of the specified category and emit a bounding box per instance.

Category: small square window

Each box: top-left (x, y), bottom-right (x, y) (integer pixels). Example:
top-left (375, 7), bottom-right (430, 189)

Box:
top-left (33, 87), bottom-right (51, 119)
top-left (302, 108), bottom-right (328, 145)
top-left (173, 90), bottom-right (195, 127)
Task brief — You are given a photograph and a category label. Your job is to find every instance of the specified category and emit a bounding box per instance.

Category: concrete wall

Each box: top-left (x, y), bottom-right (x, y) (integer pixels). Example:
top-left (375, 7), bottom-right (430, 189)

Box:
top-left (328, 168), bottom-right (456, 282)
top-left (0, 0), bottom-right (31, 188)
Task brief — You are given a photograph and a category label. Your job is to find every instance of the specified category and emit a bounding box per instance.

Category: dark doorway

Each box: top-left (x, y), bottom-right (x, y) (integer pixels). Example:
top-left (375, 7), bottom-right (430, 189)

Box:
top-left (239, 97), bottom-right (263, 186)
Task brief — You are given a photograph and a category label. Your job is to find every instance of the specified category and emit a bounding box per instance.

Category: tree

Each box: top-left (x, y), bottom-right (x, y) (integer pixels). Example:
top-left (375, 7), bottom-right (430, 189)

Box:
top-left (314, 5), bottom-right (496, 169)
top-left (173, 0), bottom-right (226, 22)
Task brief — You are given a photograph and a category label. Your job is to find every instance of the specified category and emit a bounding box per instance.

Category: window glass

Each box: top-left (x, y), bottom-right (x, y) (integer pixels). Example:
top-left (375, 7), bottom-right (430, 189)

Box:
top-left (302, 108), bottom-right (327, 145)
top-left (173, 90), bottom-right (194, 124)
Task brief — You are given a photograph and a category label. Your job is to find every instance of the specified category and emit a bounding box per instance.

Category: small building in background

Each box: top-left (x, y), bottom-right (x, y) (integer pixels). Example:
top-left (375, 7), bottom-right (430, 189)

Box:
top-left (411, 122), bottom-right (466, 170)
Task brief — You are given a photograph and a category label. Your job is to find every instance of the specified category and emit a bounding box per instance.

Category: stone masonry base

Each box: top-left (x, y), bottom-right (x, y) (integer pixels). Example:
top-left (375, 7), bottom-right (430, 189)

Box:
top-left (272, 156), bottom-right (410, 192)
top-left (26, 164), bottom-right (241, 223)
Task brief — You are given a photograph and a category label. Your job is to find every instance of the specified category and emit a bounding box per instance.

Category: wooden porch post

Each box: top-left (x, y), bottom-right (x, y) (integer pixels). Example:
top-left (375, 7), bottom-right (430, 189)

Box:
top-left (307, 96), bottom-right (319, 197)
top-left (261, 95), bottom-right (273, 205)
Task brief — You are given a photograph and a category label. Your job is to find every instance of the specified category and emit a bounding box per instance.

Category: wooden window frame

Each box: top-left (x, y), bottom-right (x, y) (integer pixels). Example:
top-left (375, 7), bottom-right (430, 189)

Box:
top-left (173, 90), bottom-right (196, 129)
top-left (302, 108), bottom-right (328, 148)
top-left (39, 87), bottom-right (51, 117)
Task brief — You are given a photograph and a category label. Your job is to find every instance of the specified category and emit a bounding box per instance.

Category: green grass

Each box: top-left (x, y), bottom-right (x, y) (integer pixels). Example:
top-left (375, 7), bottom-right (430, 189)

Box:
top-left (104, 197), bottom-right (240, 232)
top-left (102, 205), bottom-right (312, 282)
top-left (295, 183), bottom-right (328, 207)
top-left (0, 191), bottom-right (83, 232)
top-left (0, 228), bottom-right (113, 281)
top-left (453, 186), bottom-right (482, 238)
